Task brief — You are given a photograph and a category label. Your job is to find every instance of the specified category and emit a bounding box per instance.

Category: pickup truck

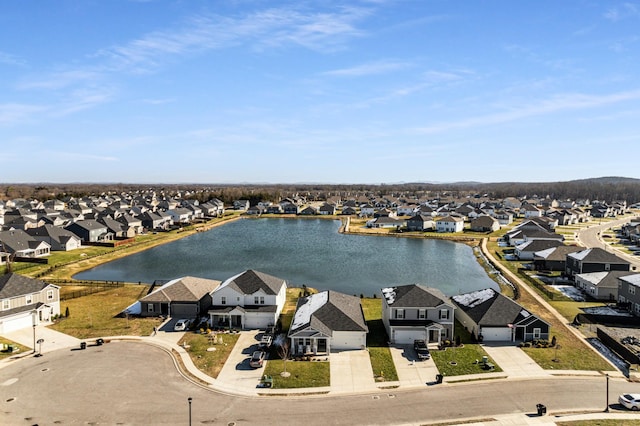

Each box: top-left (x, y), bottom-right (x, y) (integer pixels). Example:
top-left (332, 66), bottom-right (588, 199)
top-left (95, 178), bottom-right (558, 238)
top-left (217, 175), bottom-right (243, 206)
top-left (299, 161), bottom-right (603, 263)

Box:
top-left (260, 334), bottom-right (273, 349)
top-left (413, 339), bottom-right (431, 360)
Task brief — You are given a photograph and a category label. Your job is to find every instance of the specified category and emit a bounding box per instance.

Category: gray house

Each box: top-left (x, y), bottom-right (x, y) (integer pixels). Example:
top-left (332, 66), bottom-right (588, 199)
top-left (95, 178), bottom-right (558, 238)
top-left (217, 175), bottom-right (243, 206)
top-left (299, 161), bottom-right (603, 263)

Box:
top-left (618, 274), bottom-right (640, 316)
top-left (65, 220), bottom-right (114, 243)
top-left (382, 284), bottom-right (455, 345)
top-left (451, 288), bottom-right (550, 342)
top-left (138, 276), bottom-right (221, 318)
top-left (566, 248), bottom-right (631, 278)
top-left (0, 273), bottom-right (60, 333)
top-left (288, 290), bottom-right (368, 355)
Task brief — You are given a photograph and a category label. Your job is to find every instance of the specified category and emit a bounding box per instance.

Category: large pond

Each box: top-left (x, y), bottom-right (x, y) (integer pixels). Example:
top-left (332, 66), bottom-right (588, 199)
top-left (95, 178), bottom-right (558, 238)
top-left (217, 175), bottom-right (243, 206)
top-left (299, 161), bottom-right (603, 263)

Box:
top-left (74, 218), bottom-right (498, 297)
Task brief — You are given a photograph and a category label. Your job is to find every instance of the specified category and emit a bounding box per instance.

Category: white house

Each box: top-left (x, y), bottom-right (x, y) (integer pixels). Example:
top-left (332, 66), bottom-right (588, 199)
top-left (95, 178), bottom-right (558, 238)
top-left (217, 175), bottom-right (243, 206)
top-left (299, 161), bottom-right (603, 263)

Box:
top-left (435, 216), bottom-right (465, 233)
top-left (208, 270), bottom-right (287, 330)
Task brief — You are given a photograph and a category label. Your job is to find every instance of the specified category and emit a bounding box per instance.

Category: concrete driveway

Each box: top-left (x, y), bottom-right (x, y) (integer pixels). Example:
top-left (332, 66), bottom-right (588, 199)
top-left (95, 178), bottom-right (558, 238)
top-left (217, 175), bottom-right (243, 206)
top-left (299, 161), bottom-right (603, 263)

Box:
top-left (1, 325), bottom-right (80, 355)
top-left (329, 349), bottom-right (377, 394)
top-left (390, 345), bottom-right (440, 387)
top-left (482, 343), bottom-right (547, 378)
top-left (216, 330), bottom-right (264, 394)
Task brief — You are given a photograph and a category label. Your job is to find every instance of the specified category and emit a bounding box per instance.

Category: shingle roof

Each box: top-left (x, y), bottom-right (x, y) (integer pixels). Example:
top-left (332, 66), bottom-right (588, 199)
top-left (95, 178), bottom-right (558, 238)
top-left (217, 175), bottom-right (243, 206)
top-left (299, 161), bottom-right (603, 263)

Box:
top-left (451, 288), bottom-right (535, 327)
top-left (140, 276), bottom-right (220, 303)
top-left (289, 290), bottom-right (368, 336)
top-left (0, 273), bottom-right (53, 299)
top-left (381, 284), bottom-right (448, 308)
top-left (568, 248), bottom-right (629, 264)
top-left (217, 270), bottom-right (286, 295)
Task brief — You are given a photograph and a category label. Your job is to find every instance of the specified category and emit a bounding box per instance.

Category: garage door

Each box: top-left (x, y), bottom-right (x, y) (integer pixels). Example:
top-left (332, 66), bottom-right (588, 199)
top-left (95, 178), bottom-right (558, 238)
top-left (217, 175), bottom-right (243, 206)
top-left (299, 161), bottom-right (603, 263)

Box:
top-left (392, 328), bottom-right (426, 345)
top-left (244, 313), bottom-right (272, 330)
top-left (171, 304), bottom-right (198, 318)
top-left (481, 327), bottom-right (512, 341)
top-left (0, 313), bottom-right (33, 334)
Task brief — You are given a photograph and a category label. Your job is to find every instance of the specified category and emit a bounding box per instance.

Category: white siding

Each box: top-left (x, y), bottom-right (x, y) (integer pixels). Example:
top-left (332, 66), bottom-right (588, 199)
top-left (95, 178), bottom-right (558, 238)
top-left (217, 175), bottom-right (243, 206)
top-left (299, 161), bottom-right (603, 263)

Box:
top-left (0, 312), bottom-right (34, 334)
top-left (332, 331), bottom-right (366, 350)
top-left (392, 328), bottom-right (427, 345)
top-left (480, 327), bottom-right (512, 341)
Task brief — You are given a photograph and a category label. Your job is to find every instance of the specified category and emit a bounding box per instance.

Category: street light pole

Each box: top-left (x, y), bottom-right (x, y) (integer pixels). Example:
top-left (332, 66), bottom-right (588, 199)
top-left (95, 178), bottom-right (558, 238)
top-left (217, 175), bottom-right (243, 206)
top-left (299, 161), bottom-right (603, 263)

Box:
top-left (188, 397), bottom-right (192, 426)
top-left (605, 374), bottom-right (610, 412)
top-left (31, 310), bottom-right (37, 355)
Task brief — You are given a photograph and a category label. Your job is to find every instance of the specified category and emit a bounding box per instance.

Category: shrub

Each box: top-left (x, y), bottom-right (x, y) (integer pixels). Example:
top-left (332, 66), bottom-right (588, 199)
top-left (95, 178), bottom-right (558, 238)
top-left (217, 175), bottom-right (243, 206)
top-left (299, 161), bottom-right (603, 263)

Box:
top-left (65, 306), bottom-right (70, 317)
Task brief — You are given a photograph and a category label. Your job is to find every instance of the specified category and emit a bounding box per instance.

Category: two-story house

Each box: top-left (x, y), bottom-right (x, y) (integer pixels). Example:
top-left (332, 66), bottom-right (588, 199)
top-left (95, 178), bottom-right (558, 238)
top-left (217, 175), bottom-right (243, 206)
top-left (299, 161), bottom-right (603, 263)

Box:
top-left (381, 284), bottom-right (455, 345)
top-left (208, 270), bottom-right (287, 329)
top-left (0, 273), bottom-right (60, 333)
top-left (618, 274), bottom-right (640, 316)
top-left (566, 248), bottom-right (631, 278)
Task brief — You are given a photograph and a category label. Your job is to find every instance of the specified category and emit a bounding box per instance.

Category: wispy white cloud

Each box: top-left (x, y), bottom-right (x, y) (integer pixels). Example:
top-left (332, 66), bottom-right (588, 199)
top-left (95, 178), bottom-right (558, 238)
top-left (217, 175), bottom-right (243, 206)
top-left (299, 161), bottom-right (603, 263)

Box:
top-left (604, 2), bottom-right (640, 21)
top-left (415, 89), bottom-right (640, 134)
top-left (324, 60), bottom-right (411, 76)
top-left (0, 51), bottom-right (25, 67)
top-left (18, 70), bottom-right (103, 90)
top-left (97, 6), bottom-right (370, 73)
top-left (0, 103), bottom-right (47, 125)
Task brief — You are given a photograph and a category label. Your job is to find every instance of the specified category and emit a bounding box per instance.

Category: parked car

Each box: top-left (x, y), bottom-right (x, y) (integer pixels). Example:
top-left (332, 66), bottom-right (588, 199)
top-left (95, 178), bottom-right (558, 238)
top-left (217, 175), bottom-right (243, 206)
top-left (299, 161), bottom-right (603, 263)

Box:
top-left (619, 393), bottom-right (640, 410)
top-left (249, 350), bottom-right (266, 368)
top-left (174, 319), bottom-right (192, 332)
top-left (413, 339), bottom-right (431, 360)
top-left (260, 334), bottom-right (273, 349)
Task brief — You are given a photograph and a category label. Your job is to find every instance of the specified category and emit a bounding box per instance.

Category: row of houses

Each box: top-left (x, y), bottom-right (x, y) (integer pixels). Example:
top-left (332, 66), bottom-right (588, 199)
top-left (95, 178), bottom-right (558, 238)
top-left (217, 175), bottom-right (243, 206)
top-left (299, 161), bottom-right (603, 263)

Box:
top-left (0, 197), bottom-right (225, 262)
top-left (132, 270), bottom-right (550, 355)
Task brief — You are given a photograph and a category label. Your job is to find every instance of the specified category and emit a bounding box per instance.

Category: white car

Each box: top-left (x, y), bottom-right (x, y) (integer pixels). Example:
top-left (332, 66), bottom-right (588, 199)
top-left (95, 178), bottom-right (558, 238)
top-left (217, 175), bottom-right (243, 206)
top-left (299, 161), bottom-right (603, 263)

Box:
top-left (173, 319), bottom-right (191, 331)
top-left (619, 393), bottom-right (640, 410)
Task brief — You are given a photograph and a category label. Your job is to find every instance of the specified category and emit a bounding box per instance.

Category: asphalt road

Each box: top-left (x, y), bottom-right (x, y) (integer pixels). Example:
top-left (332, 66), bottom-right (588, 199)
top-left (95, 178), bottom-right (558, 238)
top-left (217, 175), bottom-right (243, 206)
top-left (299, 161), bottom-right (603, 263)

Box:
top-left (1, 341), bottom-right (638, 425)
top-left (576, 217), bottom-right (640, 271)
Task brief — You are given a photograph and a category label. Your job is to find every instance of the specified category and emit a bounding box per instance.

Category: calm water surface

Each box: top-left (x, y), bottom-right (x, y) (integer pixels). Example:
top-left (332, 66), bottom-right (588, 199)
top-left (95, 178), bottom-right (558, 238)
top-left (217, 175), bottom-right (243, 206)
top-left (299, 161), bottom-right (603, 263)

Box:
top-left (74, 218), bottom-right (498, 296)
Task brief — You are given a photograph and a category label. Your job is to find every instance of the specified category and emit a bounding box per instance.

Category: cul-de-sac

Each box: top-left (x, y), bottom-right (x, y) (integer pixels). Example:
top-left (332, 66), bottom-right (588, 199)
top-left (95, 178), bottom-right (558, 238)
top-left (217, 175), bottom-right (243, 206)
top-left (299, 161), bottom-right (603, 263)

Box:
top-left (2, 183), bottom-right (640, 425)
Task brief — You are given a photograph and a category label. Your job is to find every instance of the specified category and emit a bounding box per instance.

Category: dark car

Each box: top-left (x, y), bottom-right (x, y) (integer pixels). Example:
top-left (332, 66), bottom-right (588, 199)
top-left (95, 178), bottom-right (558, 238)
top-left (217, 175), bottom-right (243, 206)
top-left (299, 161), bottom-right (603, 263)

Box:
top-left (413, 339), bottom-right (431, 360)
top-left (249, 350), bottom-right (266, 368)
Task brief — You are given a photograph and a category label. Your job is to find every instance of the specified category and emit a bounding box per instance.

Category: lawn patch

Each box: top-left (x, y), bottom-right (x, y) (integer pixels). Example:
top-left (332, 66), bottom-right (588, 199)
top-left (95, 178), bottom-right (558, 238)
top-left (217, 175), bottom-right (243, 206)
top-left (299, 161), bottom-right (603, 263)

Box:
top-left (0, 338), bottom-right (28, 358)
top-left (361, 298), bottom-right (399, 381)
top-left (431, 344), bottom-right (503, 376)
top-left (263, 359), bottom-right (330, 388)
top-left (50, 285), bottom-right (162, 339)
top-left (179, 331), bottom-right (240, 379)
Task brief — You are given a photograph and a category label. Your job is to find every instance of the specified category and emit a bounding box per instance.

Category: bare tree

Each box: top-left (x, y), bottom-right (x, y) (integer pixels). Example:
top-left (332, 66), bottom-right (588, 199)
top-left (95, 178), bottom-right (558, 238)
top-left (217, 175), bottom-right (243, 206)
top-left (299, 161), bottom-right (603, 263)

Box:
top-left (274, 334), bottom-right (291, 377)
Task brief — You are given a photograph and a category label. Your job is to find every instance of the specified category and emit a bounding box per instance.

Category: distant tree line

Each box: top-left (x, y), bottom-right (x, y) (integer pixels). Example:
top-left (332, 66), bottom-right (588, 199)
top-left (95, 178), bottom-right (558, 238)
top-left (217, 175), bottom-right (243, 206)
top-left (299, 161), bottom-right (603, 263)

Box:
top-left (1, 176), bottom-right (639, 204)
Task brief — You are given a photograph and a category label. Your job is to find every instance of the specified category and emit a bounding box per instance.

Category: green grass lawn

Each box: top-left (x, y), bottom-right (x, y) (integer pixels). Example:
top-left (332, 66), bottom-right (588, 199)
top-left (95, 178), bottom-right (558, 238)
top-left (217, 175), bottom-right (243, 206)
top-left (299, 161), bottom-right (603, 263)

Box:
top-left (263, 359), bottom-right (330, 388)
top-left (178, 331), bottom-right (240, 379)
top-left (431, 344), bottom-right (503, 376)
top-left (50, 285), bottom-right (162, 339)
top-left (361, 297), bottom-right (399, 381)
top-left (0, 338), bottom-right (28, 358)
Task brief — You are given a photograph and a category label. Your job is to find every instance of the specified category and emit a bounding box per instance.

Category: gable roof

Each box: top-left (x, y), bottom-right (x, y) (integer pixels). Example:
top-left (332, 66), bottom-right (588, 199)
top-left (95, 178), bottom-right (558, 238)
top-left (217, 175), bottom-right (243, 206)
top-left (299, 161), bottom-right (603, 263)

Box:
top-left (140, 276), bottom-right (220, 303)
top-left (0, 273), bottom-right (55, 299)
top-left (289, 290), bottom-right (367, 336)
top-left (217, 270), bottom-right (286, 295)
top-left (533, 245), bottom-right (583, 261)
top-left (568, 248), bottom-right (629, 264)
top-left (451, 288), bottom-right (542, 327)
top-left (576, 271), bottom-right (631, 288)
top-left (381, 284), bottom-right (448, 308)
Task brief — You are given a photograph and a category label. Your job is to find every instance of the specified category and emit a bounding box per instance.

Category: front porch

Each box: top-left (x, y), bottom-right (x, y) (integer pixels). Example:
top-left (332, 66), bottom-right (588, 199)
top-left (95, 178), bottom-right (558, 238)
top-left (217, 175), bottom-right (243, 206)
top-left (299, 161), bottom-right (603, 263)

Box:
top-left (290, 330), bottom-right (330, 356)
top-left (208, 306), bottom-right (246, 330)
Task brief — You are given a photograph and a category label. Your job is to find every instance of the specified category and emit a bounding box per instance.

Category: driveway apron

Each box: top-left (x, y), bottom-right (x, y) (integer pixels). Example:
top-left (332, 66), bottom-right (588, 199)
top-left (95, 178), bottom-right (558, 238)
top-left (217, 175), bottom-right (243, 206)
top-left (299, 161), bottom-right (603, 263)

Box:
top-left (2, 325), bottom-right (81, 354)
top-left (216, 330), bottom-right (263, 394)
top-left (329, 349), bottom-right (377, 394)
top-left (390, 345), bottom-right (440, 387)
top-left (482, 343), bottom-right (548, 378)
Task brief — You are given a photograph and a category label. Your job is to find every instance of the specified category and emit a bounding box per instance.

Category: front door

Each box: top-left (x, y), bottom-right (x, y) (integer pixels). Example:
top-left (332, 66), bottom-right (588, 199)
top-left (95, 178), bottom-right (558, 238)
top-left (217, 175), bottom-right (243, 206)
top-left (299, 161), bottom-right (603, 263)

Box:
top-left (317, 339), bottom-right (327, 353)
top-left (428, 329), bottom-right (440, 343)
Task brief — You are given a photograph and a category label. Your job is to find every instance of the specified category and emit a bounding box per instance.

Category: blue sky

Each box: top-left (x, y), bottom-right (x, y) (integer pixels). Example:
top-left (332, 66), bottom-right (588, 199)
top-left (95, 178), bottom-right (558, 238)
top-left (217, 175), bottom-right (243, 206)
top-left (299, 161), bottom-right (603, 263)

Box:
top-left (1, 1), bottom-right (639, 184)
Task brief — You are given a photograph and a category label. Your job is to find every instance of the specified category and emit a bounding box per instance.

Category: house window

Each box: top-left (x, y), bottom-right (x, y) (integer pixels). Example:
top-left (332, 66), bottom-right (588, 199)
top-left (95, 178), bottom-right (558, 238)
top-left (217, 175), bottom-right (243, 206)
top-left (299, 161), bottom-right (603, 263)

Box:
top-left (418, 309), bottom-right (426, 319)
top-left (636, 304), bottom-right (640, 315)
top-left (47, 290), bottom-right (54, 301)
top-left (221, 296), bottom-right (226, 305)
top-left (2, 299), bottom-right (8, 310)
top-left (26, 294), bottom-right (33, 305)
top-left (259, 296), bottom-right (264, 305)
top-left (533, 328), bottom-right (541, 339)
top-left (147, 304), bottom-right (154, 313)
top-left (630, 286), bottom-right (636, 296)
top-left (395, 309), bottom-right (404, 319)
top-left (254, 296), bottom-right (259, 304)
top-left (439, 309), bottom-right (449, 320)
